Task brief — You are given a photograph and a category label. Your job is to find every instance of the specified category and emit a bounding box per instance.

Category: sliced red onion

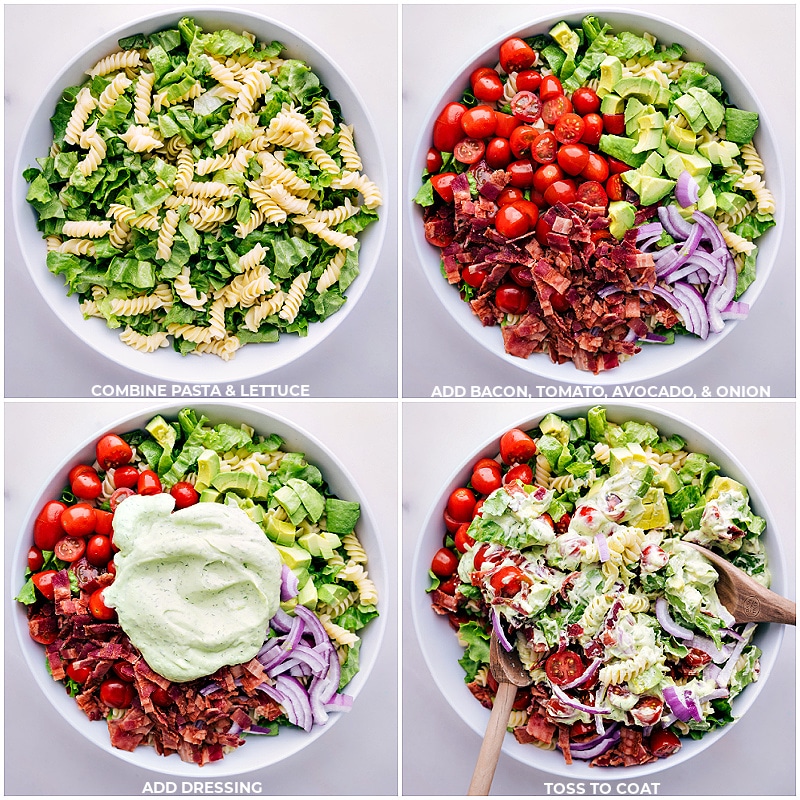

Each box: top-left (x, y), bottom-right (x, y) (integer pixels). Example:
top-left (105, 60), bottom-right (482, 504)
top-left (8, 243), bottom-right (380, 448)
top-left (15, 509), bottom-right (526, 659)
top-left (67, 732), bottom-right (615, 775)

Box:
top-left (200, 681), bottom-right (221, 696)
top-left (598, 285), bottom-right (623, 299)
top-left (248, 723), bottom-right (279, 735)
top-left (270, 607), bottom-right (294, 633)
top-left (280, 564), bottom-right (300, 601)
top-left (691, 634), bottom-right (734, 664)
top-left (675, 171), bottom-right (700, 207)
top-left (561, 657), bottom-right (602, 689)
top-left (256, 681), bottom-right (285, 703)
top-left (699, 687), bottom-right (729, 703)
top-left (655, 597), bottom-right (693, 640)
top-left (637, 221), bottom-right (664, 239)
top-left (595, 532), bottom-right (610, 563)
top-left (662, 685), bottom-right (693, 722)
top-left (692, 211), bottom-right (727, 252)
top-left (672, 282), bottom-right (709, 339)
top-left (570, 722), bottom-right (620, 752)
top-left (293, 604), bottom-right (329, 647)
top-left (644, 332), bottom-right (668, 343)
top-left (570, 729), bottom-right (621, 759)
top-left (323, 693), bottom-right (354, 712)
top-left (721, 301), bottom-right (750, 320)
top-left (550, 681), bottom-right (611, 715)
top-left (716, 623), bottom-right (756, 687)
top-left (658, 204), bottom-right (693, 240)
top-left (491, 607), bottom-right (514, 652)
top-left (275, 675), bottom-right (313, 731)
top-left (683, 690), bottom-right (702, 722)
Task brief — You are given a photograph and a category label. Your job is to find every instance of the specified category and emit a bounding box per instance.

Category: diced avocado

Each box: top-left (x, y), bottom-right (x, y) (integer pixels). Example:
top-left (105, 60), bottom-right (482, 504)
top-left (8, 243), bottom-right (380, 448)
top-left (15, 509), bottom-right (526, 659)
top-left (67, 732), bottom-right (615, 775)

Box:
top-left (243, 502), bottom-right (264, 527)
top-left (196, 449), bottom-right (221, 491)
top-left (640, 151), bottom-right (664, 178)
top-left (633, 487), bottom-right (670, 530)
top-left (673, 93), bottom-right (707, 133)
top-left (655, 465), bottom-right (682, 495)
top-left (698, 140), bottom-right (740, 168)
top-left (608, 200), bottom-right (637, 240)
top-left (539, 412), bottom-right (571, 445)
top-left (549, 21), bottom-right (580, 57)
top-left (632, 126), bottom-right (664, 154)
top-left (253, 478), bottom-right (271, 501)
top-left (717, 191), bottom-right (748, 214)
top-left (296, 578), bottom-right (318, 609)
top-left (664, 119), bottom-right (697, 153)
top-left (687, 87), bottom-right (725, 130)
top-left (598, 134), bottom-right (648, 167)
top-left (696, 185), bottom-right (717, 215)
top-left (318, 583), bottom-right (351, 606)
top-left (600, 93), bottom-right (624, 115)
top-left (280, 597), bottom-right (298, 612)
top-left (630, 174), bottom-right (676, 206)
top-left (274, 542), bottom-right (312, 570)
top-left (655, 86), bottom-right (674, 109)
top-left (299, 530), bottom-right (343, 560)
top-left (273, 484), bottom-right (307, 524)
top-left (624, 97), bottom-right (647, 135)
top-left (663, 150), bottom-right (712, 180)
top-left (293, 566), bottom-right (310, 589)
top-left (212, 470), bottom-right (259, 497)
top-left (286, 478), bottom-right (325, 522)
top-left (704, 475), bottom-right (748, 501)
top-left (614, 76), bottom-right (662, 104)
top-left (724, 107), bottom-right (759, 144)
top-left (597, 55), bottom-right (623, 97)
top-left (199, 487), bottom-right (221, 503)
top-left (681, 505), bottom-right (704, 531)
top-left (608, 442), bottom-right (649, 474)
top-left (265, 514), bottom-right (297, 545)
top-left (666, 484), bottom-right (702, 517)
top-left (325, 498), bottom-right (361, 534)
top-left (146, 415), bottom-right (177, 452)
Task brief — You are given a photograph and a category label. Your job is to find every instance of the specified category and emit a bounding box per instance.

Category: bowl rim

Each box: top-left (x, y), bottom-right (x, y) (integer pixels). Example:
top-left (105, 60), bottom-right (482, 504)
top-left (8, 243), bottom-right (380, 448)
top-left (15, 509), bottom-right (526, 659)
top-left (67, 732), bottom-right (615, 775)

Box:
top-left (410, 400), bottom-right (787, 779)
top-left (10, 400), bottom-right (387, 777)
top-left (12, 5), bottom-right (388, 384)
top-left (407, 5), bottom-right (785, 386)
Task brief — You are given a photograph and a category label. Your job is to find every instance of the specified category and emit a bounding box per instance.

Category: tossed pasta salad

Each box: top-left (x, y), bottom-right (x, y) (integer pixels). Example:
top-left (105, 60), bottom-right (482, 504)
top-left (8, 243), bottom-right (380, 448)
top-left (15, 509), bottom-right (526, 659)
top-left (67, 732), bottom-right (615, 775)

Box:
top-left (23, 17), bottom-right (381, 359)
top-left (17, 408), bottom-right (379, 765)
top-left (427, 406), bottom-right (768, 767)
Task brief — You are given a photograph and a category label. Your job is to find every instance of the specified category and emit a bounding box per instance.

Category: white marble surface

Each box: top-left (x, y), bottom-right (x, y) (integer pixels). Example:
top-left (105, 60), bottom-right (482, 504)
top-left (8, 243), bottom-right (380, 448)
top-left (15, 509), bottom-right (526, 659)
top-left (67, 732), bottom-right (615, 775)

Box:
top-left (402, 4), bottom-right (796, 397)
top-left (4, 4), bottom-right (398, 398)
top-left (402, 400), bottom-right (795, 795)
top-left (5, 400), bottom-right (398, 795)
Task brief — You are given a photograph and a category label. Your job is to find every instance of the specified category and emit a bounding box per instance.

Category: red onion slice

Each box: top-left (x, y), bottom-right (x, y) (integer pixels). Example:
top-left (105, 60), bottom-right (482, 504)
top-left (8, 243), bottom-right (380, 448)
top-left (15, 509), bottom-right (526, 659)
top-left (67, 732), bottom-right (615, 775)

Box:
top-left (655, 597), bottom-right (693, 640)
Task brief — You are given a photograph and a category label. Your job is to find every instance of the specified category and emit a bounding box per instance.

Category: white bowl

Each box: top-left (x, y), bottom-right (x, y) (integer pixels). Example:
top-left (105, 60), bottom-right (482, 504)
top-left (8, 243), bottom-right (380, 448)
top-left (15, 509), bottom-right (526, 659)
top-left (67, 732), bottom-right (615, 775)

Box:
top-left (411, 402), bottom-right (786, 779)
top-left (408, 8), bottom-right (783, 385)
top-left (11, 402), bottom-right (387, 777)
top-left (12, 7), bottom-right (387, 383)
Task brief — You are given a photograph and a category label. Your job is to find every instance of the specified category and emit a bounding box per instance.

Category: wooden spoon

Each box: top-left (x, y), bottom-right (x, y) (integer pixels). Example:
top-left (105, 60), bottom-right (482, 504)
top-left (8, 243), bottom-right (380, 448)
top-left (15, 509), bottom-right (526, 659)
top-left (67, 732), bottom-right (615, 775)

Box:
top-left (467, 632), bottom-right (532, 796)
top-left (684, 542), bottom-right (795, 625)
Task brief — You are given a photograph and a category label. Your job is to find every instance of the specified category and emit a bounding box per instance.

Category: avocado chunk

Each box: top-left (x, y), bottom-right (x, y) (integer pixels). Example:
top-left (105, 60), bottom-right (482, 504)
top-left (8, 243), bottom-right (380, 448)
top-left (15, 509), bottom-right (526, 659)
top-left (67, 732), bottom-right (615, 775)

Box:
top-left (273, 484), bottom-right (307, 524)
top-left (198, 487), bottom-right (221, 503)
top-left (296, 578), bottom-right (318, 609)
top-left (196, 449), bottom-right (222, 491)
top-left (274, 542), bottom-right (312, 570)
top-left (318, 582), bottom-right (351, 606)
top-left (717, 191), bottom-right (748, 215)
top-left (597, 55), bottom-right (623, 97)
top-left (640, 151), bottom-right (665, 178)
top-left (623, 172), bottom-right (675, 206)
top-left (287, 478), bottom-right (325, 522)
top-left (663, 149), bottom-right (712, 180)
top-left (664, 119), bottom-right (697, 153)
top-left (299, 530), bottom-right (343, 560)
top-left (724, 107), bottom-right (759, 143)
top-left (696, 184), bottom-right (717, 216)
top-left (212, 470), bottom-right (259, 497)
top-left (704, 475), bottom-right (748, 501)
top-left (655, 465), bottom-right (682, 495)
top-left (265, 514), bottom-right (297, 546)
top-left (539, 412), bottom-right (571, 445)
top-left (607, 200), bottom-right (637, 240)
top-left (598, 134), bottom-right (648, 167)
top-left (600, 93), bottom-right (625, 115)
top-left (325, 498), bottom-right (361, 534)
top-left (614, 76), bottom-right (662, 104)
top-left (632, 487), bottom-right (670, 530)
top-left (624, 97), bottom-right (647, 135)
top-left (698, 140), bottom-right (740, 168)
top-left (687, 87), bottom-right (725, 130)
top-left (632, 112), bottom-right (665, 153)
top-left (673, 93), bottom-right (708, 133)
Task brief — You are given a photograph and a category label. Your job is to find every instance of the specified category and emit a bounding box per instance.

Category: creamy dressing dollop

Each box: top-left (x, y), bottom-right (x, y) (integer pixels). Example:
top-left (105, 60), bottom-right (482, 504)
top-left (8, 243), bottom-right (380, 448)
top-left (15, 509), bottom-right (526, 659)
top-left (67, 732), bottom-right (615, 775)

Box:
top-left (103, 494), bottom-right (282, 682)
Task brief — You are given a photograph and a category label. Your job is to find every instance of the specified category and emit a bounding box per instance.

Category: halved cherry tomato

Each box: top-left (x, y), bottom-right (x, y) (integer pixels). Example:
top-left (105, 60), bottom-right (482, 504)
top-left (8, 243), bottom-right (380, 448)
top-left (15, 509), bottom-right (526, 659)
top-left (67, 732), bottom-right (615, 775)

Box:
top-left (486, 138), bottom-right (512, 168)
top-left (110, 487), bottom-right (135, 510)
top-left (606, 173), bottom-right (625, 202)
top-left (96, 434), bottom-right (133, 471)
top-left (461, 105), bottom-right (497, 138)
top-left (495, 284), bottom-right (532, 314)
top-left (513, 199), bottom-right (539, 227)
top-left (431, 547), bottom-right (459, 578)
top-left (507, 159), bottom-right (534, 187)
top-left (454, 138), bottom-right (485, 165)
top-left (32, 570), bottom-right (58, 601)
top-left (509, 125), bottom-right (538, 159)
top-left (61, 503), bottom-right (97, 537)
top-left (54, 536), bottom-right (86, 563)
top-left (510, 266), bottom-right (534, 287)
top-left (648, 728), bottom-right (681, 758)
top-left (580, 151), bottom-right (610, 183)
top-left (446, 487), bottom-right (477, 522)
top-left (510, 91), bottom-right (541, 123)
top-left (577, 180), bottom-right (609, 208)
top-left (544, 650), bottom-right (585, 685)
top-left (533, 163), bottom-right (564, 193)
top-left (94, 509), bottom-right (113, 536)
top-left (489, 565), bottom-right (529, 597)
top-left (70, 557), bottom-right (101, 592)
top-left (556, 143), bottom-right (589, 176)
top-left (571, 86), bottom-right (600, 115)
top-left (515, 70), bottom-right (541, 92)
top-left (495, 204), bottom-right (530, 239)
top-left (499, 428), bottom-right (537, 464)
top-left (543, 179), bottom-right (577, 206)
top-left (542, 95), bottom-right (572, 124)
top-left (471, 68), bottom-right (504, 103)
top-left (433, 102), bottom-right (467, 152)
top-left (27, 546), bottom-right (45, 572)
top-left (111, 465), bottom-right (139, 489)
top-left (89, 588), bottom-right (116, 621)
top-left (431, 172), bottom-right (457, 203)
top-left (602, 113), bottom-right (625, 135)
top-left (462, 266), bottom-right (488, 288)
top-left (503, 463), bottom-right (534, 485)
top-left (86, 534), bottom-right (112, 567)
top-left (494, 111), bottom-right (520, 138)
top-left (531, 131), bottom-right (557, 164)
top-left (170, 481), bottom-right (200, 509)
top-left (33, 500), bottom-right (67, 551)
top-left (553, 113), bottom-right (584, 144)
top-left (631, 696), bottom-right (664, 727)
top-left (580, 112), bottom-right (604, 146)
top-left (137, 470), bottom-right (162, 496)
top-left (113, 661), bottom-right (135, 682)
top-left (426, 147), bottom-right (443, 173)
top-left (497, 186), bottom-right (525, 207)
top-left (66, 661), bottom-right (91, 684)
top-left (539, 74), bottom-right (563, 101)
top-left (499, 37), bottom-right (537, 73)
top-left (99, 678), bottom-right (134, 709)
top-left (471, 461), bottom-right (502, 495)
top-left (454, 523), bottom-right (476, 554)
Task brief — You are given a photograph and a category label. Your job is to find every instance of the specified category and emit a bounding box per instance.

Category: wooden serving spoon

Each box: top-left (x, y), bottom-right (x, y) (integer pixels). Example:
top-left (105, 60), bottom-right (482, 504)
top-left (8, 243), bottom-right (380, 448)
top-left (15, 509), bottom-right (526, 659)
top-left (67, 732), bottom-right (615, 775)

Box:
top-left (467, 632), bottom-right (532, 796)
top-left (684, 542), bottom-right (796, 625)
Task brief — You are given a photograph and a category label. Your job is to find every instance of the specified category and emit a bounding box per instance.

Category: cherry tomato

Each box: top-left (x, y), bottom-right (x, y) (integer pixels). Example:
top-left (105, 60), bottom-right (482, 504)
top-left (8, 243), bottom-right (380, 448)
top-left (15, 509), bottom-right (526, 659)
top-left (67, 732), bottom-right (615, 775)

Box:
top-left (462, 266), bottom-right (488, 288)
top-left (507, 159), bottom-right (534, 187)
top-left (32, 570), bottom-right (58, 600)
top-left (495, 204), bottom-right (530, 238)
top-left (510, 266), bottom-right (534, 287)
top-left (535, 216), bottom-right (553, 246)
top-left (99, 678), bottom-right (134, 709)
top-left (631, 696), bottom-right (664, 727)
top-left (137, 469), bottom-right (162, 496)
top-left (493, 113), bottom-right (520, 140)
top-left (28, 612), bottom-right (58, 644)
top-left (170, 481), bottom-right (200, 509)
top-left (510, 91), bottom-right (541, 123)
top-left (550, 291), bottom-right (570, 312)
top-left (602, 113), bottom-right (625, 135)
top-left (71, 469), bottom-right (102, 501)
top-left (542, 95), bottom-right (572, 124)
top-left (151, 686), bottom-right (173, 707)
top-left (539, 74), bottom-right (563, 101)
top-left (533, 163), bottom-right (564, 193)
top-left (580, 151), bottom-right (610, 183)
top-left (503, 463), bottom-right (534, 485)
top-left (544, 650), bottom-right (585, 685)
top-left (68, 464), bottom-right (94, 484)
top-left (94, 509), bottom-right (113, 536)
top-left (513, 199), bottom-right (539, 227)
top-left (70, 557), bottom-right (101, 592)
top-left (461, 105), bottom-right (497, 138)
top-left (509, 125), bottom-right (538, 159)
top-left (33, 500), bottom-right (67, 551)
top-left (556, 143), bottom-right (589, 176)
top-left (96, 434), bottom-right (133, 471)
top-left (499, 37), bottom-right (537, 73)
top-left (472, 499), bottom-right (485, 518)
top-left (86, 534), bottom-right (113, 567)
top-left (472, 543), bottom-right (491, 570)
top-left (433, 102), bottom-right (467, 152)
top-left (580, 112), bottom-right (604, 146)
top-left (606, 173), bottom-right (625, 202)
top-left (543, 179), bottom-right (577, 206)
top-left (61, 503), bottom-right (97, 537)
top-left (531, 131), bottom-right (557, 164)
top-left (111, 465), bottom-right (140, 489)
top-left (113, 661), bottom-right (135, 682)
top-left (54, 536), bottom-right (86, 562)
top-left (454, 523), bottom-right (476, 554)
top-left (426, 147), bottom-right (443, 174)
top-left (553, 113), bottom-right (585, 144)
top-left (577, 180), bottom-right (609, 208)
top-left (471, 461), bottom-right (502, 495)
top-left (489, 565), bottom-right (529, 597)
top-left (66, 661), bottom-right (91, 684)
top-left (607, 156), bottom-right (632, 175)
top-left (431, 172), bottom-right (457, 203)
top-left (486, 137), bottom-right (512, 168)
top-left (431, 547), bottom-right (459, 578)
top-left (649, 728), bottom-right (682, 758)
top-left (446, 487), bottom-right (477, 522)
top-left (110, 487), bottom-right (135, 510)
top-left (89, 588), bottom-right (116, 620)
top-left (499, 428), bottom-right (537, 464)
top-left (495, 284), bottom-right (532, 314)
top-left (497, 186), bottom-right (525, 206)
top-left (571, 86), bottom-right (600, 115)
top-left (454, 138), bottom-right (486, 165)
top-left (471, 68), bottom-right (504, 103)
top-left (516, 70), bottom-right (541, 92)
top-left (512, 688), bottom-right (531, 711)
top-left (27, 546), bottom-right (45, 572)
